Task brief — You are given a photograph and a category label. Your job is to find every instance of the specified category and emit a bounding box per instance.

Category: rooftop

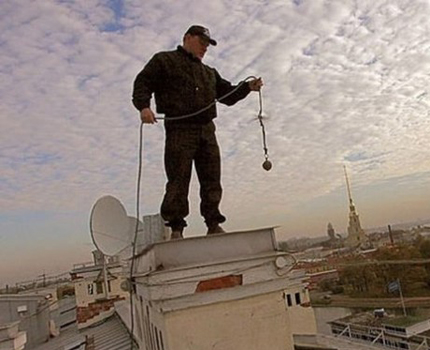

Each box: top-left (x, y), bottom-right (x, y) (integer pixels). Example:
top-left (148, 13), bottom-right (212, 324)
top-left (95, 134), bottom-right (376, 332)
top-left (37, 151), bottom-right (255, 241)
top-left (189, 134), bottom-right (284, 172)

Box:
top-left (11, 295), bottom-right (138, 350)
top-left (32, 314), bottom-right (136, 350)
top-left (333, 309), bottom-right (430, 329)
top-left (132, 227), bottom-right (304, 315)
top-left (133, 226), bottom-right (281, 274)
top-left (386, 314), bottom-right (430, 328)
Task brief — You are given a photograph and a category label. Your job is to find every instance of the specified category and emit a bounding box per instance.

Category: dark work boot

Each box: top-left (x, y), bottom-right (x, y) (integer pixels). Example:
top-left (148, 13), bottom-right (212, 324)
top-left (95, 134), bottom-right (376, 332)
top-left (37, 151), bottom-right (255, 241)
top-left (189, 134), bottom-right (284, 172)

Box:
top-left (207, 224), bottom-right (226, 235)
top-left (170, 227), bottom-right (184, 240)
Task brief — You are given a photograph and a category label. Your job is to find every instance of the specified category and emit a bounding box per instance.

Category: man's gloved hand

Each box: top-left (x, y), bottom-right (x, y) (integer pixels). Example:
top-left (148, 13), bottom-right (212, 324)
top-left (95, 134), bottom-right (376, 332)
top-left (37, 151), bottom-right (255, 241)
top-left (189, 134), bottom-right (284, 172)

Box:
top-left (140, 107), bottom-right (157, 124)
top-left (248, 77), bottom-right (264, 91)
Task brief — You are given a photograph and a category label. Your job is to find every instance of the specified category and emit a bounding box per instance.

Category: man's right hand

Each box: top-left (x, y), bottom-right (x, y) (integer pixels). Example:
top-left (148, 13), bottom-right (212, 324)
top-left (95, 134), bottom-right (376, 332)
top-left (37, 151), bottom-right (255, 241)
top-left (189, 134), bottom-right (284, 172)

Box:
top-left (140, 108), bottom-right (157, 124)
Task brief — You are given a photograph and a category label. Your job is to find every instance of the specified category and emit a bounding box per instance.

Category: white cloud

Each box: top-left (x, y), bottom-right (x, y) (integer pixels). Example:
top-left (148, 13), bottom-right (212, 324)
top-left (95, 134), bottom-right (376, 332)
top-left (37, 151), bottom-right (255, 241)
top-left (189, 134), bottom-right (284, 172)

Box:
top-left (1, 0), bottom-right (430, 285)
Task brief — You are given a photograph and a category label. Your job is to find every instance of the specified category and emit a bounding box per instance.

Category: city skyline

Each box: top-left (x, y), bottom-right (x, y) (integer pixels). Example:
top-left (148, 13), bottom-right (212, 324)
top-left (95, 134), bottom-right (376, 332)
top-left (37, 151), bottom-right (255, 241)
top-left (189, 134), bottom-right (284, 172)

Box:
top-left (2, 0), bottom-right (430, 287)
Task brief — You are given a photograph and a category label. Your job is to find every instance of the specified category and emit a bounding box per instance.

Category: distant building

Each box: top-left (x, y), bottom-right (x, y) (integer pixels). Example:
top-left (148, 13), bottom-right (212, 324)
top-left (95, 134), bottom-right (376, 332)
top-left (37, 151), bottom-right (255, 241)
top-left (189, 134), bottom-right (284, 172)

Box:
top-left (0, 321), bottom-right (26, 350)
top-left (414, 226), bottom-right (430, 238)
top-left (0, 294), bottom-right (51, 349)
top-left (321, 223), bottom-right (343, 249)
top-left (343, 166), bottom-right (367, 248)
top-left (131, 227), bottom-right (319, 350)
top-left (330, 310), bottom-right (430, 349)
top-left (31, 297), bottom-right (137, 350)
top-left (70, 250), bottom-right (128, 329)
top-left (19, 287), bottom-right (59, 314)
top-left (327, 223), bottom-right (335, 240)
top-left (307, 269), bottom-right (340, 291)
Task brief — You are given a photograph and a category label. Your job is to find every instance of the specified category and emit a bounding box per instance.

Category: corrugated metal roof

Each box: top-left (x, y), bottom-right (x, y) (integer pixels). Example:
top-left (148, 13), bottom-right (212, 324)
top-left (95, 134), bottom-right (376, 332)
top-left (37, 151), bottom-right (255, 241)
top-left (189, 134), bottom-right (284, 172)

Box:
top-left (52, 296), bottom-right (76, 330)
top-left (32, 314), bottom-right (137, 350)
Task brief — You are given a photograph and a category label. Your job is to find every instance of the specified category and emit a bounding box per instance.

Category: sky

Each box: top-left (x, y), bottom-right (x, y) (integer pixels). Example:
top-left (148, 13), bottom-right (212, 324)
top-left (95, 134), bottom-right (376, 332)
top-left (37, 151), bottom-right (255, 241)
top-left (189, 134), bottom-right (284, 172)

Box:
top-left (1, 0), bottom-right (430, 287)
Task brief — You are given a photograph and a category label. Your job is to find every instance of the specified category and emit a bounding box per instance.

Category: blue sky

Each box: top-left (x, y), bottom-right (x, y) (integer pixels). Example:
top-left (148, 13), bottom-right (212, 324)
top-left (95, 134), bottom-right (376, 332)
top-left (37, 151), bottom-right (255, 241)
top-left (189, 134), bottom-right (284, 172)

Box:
top-left (1, 0), bottom-right (430, 287)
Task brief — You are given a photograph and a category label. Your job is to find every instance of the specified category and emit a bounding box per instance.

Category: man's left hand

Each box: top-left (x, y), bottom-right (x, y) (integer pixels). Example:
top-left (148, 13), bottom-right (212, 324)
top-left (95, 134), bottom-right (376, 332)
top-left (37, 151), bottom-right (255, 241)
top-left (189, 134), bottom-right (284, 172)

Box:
top-left (249, 77), bottom-right (263, 91)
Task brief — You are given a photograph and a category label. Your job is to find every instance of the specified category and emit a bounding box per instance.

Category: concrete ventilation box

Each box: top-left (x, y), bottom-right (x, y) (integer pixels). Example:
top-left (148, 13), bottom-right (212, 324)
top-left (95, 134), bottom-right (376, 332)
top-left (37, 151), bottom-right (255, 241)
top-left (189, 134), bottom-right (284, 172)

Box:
top-left (131, 227), bottom-right (317, 350)
top-left (0, 322), bottom-right (27, 350)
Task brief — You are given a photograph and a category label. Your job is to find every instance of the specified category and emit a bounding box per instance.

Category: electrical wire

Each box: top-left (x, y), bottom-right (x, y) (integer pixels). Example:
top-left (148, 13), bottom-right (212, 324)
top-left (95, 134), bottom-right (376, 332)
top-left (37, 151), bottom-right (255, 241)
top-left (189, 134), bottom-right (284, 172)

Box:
top-left (129, 121), bottom-right (144, 350)
top-left (130, 252), bottom-right (297, 287)
top-left (18, 298), bottom-right (59, 320)
top-left (135, 260), bottom-right (277, 287)
top-left (257, 89), bottom-right (270, 162)
top-left (155, 75), bottom-right (258, 121)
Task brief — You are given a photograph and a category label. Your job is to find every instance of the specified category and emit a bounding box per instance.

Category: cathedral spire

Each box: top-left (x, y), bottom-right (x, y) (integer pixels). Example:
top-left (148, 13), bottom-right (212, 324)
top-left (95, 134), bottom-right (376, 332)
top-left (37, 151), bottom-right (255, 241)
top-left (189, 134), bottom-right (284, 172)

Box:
top-left (343, 165), bottom-right (367, 247)
top-left (343, 165), bottom-right (354, 210)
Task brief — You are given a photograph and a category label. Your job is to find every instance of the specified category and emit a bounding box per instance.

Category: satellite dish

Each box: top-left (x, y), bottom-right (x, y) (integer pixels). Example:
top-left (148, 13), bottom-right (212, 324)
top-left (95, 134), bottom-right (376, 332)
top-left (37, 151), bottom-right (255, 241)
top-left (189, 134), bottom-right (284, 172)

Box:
top-left (90, 196), bottom-right (135, 257)
top-left (275, 254), bottom-right (296, 276)
top-left (275, 256), bottom-right (289, 269)
top-left (114, 216), bottom-right (148, 259)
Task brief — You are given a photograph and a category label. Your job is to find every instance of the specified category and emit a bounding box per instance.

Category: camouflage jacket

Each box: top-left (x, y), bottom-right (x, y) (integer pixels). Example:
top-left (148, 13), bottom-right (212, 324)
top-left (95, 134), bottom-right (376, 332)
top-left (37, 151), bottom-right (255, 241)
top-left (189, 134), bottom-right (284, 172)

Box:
top-left (132, 46), bottom-right (251, 125)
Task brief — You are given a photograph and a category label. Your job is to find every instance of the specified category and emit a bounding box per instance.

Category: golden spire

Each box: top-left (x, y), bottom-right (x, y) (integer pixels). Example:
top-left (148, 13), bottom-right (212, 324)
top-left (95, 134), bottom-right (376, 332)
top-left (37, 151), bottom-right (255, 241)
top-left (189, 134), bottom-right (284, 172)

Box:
top-left (343, 165), bottom-right (354, 209)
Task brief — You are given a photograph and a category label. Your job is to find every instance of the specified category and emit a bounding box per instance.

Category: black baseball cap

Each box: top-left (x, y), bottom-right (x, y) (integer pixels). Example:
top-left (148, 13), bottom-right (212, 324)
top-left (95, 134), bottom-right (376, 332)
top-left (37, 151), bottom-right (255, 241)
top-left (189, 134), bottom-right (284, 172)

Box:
top-left (185, 25), bottom-right (217, 46)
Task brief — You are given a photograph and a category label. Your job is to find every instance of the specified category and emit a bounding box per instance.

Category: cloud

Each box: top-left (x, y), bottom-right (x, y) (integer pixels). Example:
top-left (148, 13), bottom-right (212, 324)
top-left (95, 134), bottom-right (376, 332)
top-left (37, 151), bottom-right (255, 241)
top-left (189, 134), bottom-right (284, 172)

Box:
top-left (1, 0), bottom-right (430, 285)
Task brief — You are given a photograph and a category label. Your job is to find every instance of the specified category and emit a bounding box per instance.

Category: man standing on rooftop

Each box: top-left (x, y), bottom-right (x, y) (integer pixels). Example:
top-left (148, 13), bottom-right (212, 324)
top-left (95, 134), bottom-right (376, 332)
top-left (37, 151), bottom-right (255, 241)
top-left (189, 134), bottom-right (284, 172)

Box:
top-left (132, 25), bottom-right (263, 239)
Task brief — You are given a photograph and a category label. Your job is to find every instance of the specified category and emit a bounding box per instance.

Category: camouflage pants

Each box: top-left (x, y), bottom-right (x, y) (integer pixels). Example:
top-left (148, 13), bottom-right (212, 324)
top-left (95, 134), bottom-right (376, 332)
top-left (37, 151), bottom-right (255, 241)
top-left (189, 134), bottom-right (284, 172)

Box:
top-left (161, 121), bottom-right (226, 230)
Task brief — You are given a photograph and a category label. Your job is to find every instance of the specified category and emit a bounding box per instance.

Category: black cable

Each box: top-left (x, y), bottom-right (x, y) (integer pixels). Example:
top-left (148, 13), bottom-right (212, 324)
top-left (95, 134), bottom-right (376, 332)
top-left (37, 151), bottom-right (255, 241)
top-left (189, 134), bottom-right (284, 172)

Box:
top-left (155, 75), bottom-right (258, 121)
top-left (257, 89), bottom-right (269, 161)
top-left (156, 75), bottom-right (271, 169)
top-left (129, 121), bottom-right (144, 349)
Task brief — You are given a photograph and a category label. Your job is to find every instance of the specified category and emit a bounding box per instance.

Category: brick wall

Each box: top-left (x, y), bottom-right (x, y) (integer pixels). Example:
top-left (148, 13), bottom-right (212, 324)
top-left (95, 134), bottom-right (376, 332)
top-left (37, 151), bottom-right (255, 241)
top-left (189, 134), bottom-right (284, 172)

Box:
top-left (76, 296), bottom-right (125, 324)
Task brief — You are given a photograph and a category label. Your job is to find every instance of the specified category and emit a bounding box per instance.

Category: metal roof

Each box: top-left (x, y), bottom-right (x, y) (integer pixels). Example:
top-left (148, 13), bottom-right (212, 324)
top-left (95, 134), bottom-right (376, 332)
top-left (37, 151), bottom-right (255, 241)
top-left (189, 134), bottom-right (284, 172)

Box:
top-left (32, 314), bottom-right (137, 350)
